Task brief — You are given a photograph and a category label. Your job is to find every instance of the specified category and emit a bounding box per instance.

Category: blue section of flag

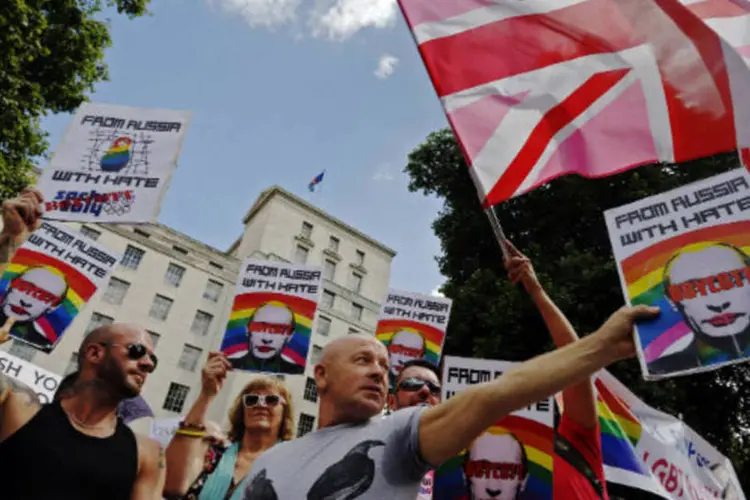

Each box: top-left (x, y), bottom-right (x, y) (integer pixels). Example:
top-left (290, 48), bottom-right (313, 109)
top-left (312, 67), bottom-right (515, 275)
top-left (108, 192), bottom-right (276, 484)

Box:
top-left (308, 171), bottom-right (325, 191)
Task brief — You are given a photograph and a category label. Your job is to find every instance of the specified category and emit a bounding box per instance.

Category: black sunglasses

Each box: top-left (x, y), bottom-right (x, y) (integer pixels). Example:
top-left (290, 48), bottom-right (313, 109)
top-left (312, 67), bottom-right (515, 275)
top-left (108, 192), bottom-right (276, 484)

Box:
top-left (397, 377), bottom-right (441, 395)
top-left (101, 343), bottom-right (158, 372)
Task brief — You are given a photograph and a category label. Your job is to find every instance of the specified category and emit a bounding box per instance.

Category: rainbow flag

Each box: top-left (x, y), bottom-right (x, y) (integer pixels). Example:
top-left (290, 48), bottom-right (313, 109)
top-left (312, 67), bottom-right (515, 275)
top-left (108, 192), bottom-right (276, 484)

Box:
top-left (594, 378), bottom-right (647, 476)
top-left (0, 248), bottom-right (97, 347)
top-left (434, 415), bottom-right (554, 500)
top-left (376, 319), bottom-right (445, 366)
top-left (220, 291), bottom-right (315, 368)
top-left (620, 220), bottom-right (750, 364)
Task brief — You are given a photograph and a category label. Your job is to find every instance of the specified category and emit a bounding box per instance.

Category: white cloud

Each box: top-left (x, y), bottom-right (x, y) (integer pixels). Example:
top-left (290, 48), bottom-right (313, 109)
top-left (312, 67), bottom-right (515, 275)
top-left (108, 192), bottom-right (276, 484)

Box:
top-left (309, 0), bottom-right (398, 40)
top-left (374, 54), bottom-right (399, 80)
top-left (430, 287), bottom-right (445, 297)
top-left (372, 163), bottom-right (395, 181)
top-left (210, 0), bottom-right (301, 28)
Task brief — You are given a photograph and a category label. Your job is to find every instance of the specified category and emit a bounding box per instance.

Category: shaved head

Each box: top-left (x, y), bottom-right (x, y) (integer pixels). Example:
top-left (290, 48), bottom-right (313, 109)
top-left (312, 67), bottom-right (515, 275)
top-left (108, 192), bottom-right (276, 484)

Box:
top-left (320, 334), bottom-right (386, 365)
top-left (78, 323), bottom-right (150, 368)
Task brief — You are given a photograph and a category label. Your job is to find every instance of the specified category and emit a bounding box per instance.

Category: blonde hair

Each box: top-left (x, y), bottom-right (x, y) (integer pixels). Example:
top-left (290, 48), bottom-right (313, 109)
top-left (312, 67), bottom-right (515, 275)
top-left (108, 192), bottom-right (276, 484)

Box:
top-left (227, 375), bottom-right (295, 443)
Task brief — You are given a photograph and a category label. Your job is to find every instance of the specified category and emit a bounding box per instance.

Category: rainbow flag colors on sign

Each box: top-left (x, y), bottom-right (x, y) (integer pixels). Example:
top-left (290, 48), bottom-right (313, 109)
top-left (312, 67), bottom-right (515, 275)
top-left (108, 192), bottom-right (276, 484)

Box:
top-left (375, 289), bottom-right (452, 387)
top-left (437, 356), bottom-right (554, 500)
top-left (604, 167), bottom-right (750, 380)
top-left (0, 221), bottom-right (120, 353)
top-left (220, 259), bottom-right (323, 375)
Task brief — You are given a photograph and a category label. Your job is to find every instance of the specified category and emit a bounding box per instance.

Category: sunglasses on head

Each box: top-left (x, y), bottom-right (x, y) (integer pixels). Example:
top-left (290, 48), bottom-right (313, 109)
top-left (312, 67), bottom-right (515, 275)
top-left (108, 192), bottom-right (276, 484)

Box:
top-left (100, 343), bottom-right (158, 372)
top-left (397, 377), bottom-right (441, 395)
top-left (243, 393), bottom-right (286, 408)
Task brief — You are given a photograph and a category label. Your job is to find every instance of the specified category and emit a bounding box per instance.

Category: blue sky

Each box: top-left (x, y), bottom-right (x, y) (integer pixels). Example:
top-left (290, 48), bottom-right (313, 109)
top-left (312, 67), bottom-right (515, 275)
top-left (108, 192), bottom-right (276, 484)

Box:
top-left (40, 0), bottom-right (452, 295)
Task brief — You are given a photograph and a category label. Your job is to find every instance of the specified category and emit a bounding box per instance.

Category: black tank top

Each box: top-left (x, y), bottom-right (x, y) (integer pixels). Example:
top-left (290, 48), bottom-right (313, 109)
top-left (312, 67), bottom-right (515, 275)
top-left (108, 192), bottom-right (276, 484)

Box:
top-left (0, 400), bottom-right (139, 500)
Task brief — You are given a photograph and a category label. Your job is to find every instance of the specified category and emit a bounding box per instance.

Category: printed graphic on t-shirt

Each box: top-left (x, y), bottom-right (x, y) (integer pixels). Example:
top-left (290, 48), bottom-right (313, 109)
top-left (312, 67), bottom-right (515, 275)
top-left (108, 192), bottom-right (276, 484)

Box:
top-left (246, 440), bottom-right (386, 500)
top-left (417, 470), bottom-right (434, 500)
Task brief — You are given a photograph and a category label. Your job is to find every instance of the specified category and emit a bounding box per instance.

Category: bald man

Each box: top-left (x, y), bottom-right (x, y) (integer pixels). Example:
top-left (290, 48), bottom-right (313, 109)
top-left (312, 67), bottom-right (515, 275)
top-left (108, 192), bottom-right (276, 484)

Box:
top-left (465, 433), bottom-right (527, 500)
top-left (0, 190), bottom-right (165, 499)
top-left (242, 302), bottom-right (659, 499)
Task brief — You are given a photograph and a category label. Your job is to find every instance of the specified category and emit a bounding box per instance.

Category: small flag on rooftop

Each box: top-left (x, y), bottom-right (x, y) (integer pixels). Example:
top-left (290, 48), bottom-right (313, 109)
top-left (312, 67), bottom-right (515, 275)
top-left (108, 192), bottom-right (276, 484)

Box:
top-left (308, 171), bottom-right (325, 192)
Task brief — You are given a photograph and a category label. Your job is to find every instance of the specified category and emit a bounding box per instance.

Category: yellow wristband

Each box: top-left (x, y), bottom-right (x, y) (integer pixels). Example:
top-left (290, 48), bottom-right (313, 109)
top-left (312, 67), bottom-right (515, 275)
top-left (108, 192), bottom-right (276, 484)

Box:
top-left (175, 429), bottom-right (206, 438)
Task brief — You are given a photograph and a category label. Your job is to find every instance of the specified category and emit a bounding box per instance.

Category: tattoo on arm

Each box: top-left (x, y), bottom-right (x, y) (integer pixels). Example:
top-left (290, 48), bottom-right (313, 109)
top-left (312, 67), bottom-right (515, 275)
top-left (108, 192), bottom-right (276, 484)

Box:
top-left (158, 446), bottom-right (166, 470)
top-left (0, 372), bottom-right (41, 407)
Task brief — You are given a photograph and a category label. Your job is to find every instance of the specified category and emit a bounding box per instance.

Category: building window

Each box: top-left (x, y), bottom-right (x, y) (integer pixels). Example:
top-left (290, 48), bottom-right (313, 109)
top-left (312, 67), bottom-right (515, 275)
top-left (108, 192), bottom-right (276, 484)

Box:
top-left (350, 272), bottom-right (363, 294)
top-left (86, 312), bottom-right (114, 334)
top-left (149, 295), bottom-right (173, 321)
top-left (293, 245), bottom-right (309, 265)
top-left (348, 327), bottom-right (359, 335)
top-left (355, 250), bottom-right (365, 266)
top-left (163, 383), bottom-right (190, 413)
top-left (147, 331), bottom-right (161, 348)
top-left (310, 345), bottom-right (323, 365)
top-left (64, 352), bottom-right (78, 375)
top-left (121, 245), bottom-right (145, 270)
top-left (323, 259), bottom-right (336, 281)
top-left (103, 277), bottom-right (129, 305)
top-left (8, 340), bottom-right (36, 362)
top-left (165, 263), bottom-right (186, 287)
top-left (172, 245), bottom-right (188, 255)
top-left (203, 279), bottom-right (223, 302)
top-left (321, 290), bottom-right (335, 309)
top-left (178, 344), bottom-right (203, 372)
top-left (328, 236), bottom-right (339, 253)
top-left (79, 226), bottom-right (100, 241)
top-left (191, 311), bottom-right (213, 336)
top-left (297, 413), bottom-right (315, 437)
top-left (351, 303), bottom-right (363, 321)
top-left (209, 261), bottom-right (223, 270)
top-left (301, 222), bottom-right (313, 239)
top-left (133, 228), bottom-right (150, 238)
top-left (304, 377), bottom-right (318, 403)
top-left (317, 316), bottom-right (331, 336)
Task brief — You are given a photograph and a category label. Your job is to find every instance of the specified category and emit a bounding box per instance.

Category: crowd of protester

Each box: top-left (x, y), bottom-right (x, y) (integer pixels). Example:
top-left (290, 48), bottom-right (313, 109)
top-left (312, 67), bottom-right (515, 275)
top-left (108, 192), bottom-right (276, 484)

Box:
top-left (0, 188), bottom-right (660, 499)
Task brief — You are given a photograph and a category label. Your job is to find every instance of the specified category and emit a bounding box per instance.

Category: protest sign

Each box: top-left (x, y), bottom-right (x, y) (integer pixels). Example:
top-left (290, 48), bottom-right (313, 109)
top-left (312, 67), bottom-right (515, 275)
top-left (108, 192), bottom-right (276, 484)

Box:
top-left (604, 167), bottom-right (750, 379)
top-left (376, 289), bottom-right (452, 387)
top-left (0, 350), bottom-right (62, 404)
top-left (149, 417), bottom-right (182, 448)
top-left (117, 395), bottom-right (154, 424)
top-left (593, 371), bottom-right (745, 500)
top-left (219, 260), bottom-right (323, 374)
top-left (0, 222), bottom-right (120, 353)
top-left (436, 356), bottom-right (554, 500)
top-left (38, 102), bottom-right (192, 223)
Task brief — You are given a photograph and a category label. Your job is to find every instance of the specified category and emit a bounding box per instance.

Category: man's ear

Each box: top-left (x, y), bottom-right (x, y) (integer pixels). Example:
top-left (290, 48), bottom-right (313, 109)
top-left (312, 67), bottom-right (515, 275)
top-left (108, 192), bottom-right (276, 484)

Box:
top-left (84, 343), bottom-right (106, 365)
top-left (314, 363), bottom-right (327, 394)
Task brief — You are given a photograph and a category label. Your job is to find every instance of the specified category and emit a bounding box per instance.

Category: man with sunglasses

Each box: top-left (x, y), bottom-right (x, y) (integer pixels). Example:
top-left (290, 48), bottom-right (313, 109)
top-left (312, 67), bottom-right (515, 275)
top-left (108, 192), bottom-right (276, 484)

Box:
top-left (0, 190), bottom-right (165, 500)
top-left (242, 298), bottom-right (659, 499)
top-left (388, 359), bottom-right (442, 500)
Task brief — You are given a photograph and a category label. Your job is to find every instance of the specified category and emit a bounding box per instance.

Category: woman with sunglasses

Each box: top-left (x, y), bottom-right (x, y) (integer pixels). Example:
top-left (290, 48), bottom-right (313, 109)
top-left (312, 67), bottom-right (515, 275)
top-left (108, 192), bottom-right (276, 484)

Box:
top-left (164, 352), bottom-right (295, 500)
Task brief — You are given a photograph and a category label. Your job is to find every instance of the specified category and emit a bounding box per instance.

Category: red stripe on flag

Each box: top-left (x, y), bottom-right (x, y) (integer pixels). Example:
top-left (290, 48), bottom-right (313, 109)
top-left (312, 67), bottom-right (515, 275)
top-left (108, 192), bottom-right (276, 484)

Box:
top-left (653, 0), bottom-right (737, 161)
top-left (418, 0), bottom-right (636, 97)
top-left (484, 68), bottom-right (630, 206)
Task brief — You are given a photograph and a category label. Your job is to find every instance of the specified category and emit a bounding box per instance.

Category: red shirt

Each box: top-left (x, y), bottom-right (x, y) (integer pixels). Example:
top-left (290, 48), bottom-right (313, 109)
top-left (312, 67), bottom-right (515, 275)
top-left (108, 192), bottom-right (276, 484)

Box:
top-left (553, 414), bottom-right (609, 499)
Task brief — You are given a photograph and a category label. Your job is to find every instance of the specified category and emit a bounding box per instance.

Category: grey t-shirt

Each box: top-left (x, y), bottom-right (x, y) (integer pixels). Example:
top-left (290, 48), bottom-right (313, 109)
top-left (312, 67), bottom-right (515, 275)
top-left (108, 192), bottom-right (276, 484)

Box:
top-left (241, 406), bottom-right (429, 499)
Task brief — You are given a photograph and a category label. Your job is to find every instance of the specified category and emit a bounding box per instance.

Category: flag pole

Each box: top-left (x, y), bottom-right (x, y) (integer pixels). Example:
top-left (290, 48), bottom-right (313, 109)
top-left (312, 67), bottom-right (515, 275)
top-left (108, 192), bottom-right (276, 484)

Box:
top-left (484, 206), bottom-right (510, 259)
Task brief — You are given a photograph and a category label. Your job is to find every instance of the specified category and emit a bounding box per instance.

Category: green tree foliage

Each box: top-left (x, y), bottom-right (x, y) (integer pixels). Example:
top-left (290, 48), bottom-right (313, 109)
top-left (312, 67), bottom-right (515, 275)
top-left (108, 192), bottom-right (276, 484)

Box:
top-left (0, 0), bottom-right (151, 200)
top-left (406, 128), bottom-right (750, 492)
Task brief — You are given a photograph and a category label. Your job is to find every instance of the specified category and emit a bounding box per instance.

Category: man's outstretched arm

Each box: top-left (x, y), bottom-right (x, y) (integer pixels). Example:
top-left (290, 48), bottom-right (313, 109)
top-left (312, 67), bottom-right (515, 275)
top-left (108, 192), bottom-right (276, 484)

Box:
top-left (505, 241), bottom-right (597, 429)
top-left (417, 305), bottom-right (659, 466)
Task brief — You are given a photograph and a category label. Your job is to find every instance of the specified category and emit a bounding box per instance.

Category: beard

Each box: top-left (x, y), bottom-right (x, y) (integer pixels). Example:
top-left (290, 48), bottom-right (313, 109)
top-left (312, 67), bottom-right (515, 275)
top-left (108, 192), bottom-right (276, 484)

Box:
top-left (97, 354), bottom-right (140, 400)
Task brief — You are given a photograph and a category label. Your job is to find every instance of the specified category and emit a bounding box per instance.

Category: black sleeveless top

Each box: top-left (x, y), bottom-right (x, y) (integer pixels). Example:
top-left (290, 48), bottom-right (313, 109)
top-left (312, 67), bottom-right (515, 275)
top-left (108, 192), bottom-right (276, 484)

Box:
top-left (0, 400), bottom-right (139, 499)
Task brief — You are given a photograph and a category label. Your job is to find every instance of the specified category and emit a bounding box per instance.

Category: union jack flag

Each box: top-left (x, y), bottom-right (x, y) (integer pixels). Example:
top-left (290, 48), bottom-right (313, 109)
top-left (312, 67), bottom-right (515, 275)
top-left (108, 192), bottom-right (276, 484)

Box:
top-left (398, 0), bottom-right (750, 207)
